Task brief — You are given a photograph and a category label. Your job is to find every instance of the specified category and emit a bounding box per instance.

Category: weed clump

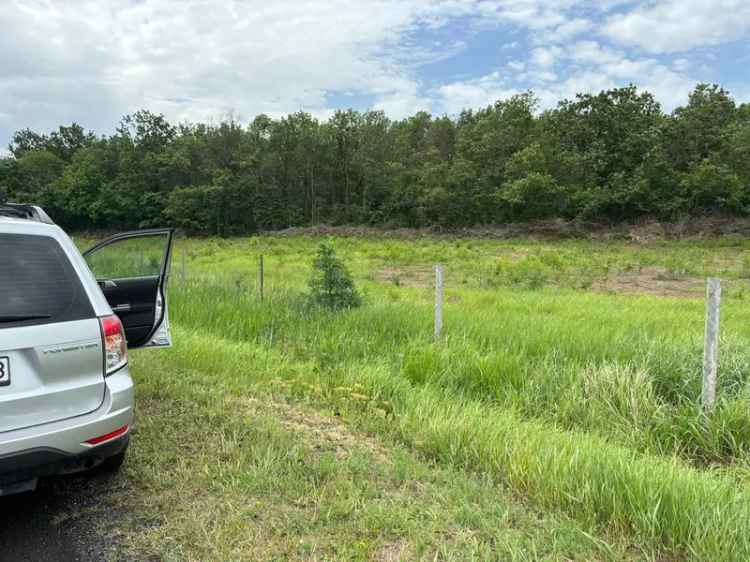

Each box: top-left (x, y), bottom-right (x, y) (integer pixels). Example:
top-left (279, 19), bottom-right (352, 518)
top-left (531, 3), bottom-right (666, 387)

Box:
top-left (308, 241), bottom-right (361, 310)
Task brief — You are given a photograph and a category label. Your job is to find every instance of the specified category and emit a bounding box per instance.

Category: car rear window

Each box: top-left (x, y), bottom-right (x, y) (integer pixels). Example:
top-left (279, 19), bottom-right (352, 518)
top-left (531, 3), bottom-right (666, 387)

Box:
top-left (0, 233), bottom-right (94, 328)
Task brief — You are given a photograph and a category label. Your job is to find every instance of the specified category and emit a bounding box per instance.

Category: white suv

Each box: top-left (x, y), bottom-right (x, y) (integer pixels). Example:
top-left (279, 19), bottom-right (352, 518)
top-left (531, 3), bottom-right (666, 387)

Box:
top-left (0, 203), bottom-right (173, 496)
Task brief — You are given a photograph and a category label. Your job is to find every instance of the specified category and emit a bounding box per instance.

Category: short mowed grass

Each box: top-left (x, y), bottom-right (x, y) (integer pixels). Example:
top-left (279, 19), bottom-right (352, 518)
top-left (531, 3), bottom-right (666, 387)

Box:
top-left (85, 233), bottom-right (750, 560)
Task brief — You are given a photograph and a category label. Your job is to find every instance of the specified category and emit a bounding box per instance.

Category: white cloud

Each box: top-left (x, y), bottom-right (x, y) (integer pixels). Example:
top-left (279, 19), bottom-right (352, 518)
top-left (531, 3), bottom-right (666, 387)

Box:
top-left (531, 46), bottom-right (563, 67)
top-left (372, 83), bottom-right (433, 117)
top-left (0, 0), bottom-right (600, 145)
top-left (483, 1), bottom-right (573, 30)
top-left (545, 18), bottom-right (594, 42)
top-left (534, 70), bottom-right (558, 82)
top-left (603, 0), bottom-right (750, 53)
top-left (564, 41), bottom-right (696, 110)
top-left (568, 40), bottom-right (622, 65)
top-left (436, 68), bottom-right (616, 114)
top-left (446, 34), bottom-right (698, 114)
top-left (601, 59), bottom-right (694, 109)
top-left (436, 72), bottom-right (518, 113)
top-left (0, 0), bottom-right (746, 148)
top-left (672, 58), bottom-right (690, 72)
top-left (0, 0), bottom-right (491, 142)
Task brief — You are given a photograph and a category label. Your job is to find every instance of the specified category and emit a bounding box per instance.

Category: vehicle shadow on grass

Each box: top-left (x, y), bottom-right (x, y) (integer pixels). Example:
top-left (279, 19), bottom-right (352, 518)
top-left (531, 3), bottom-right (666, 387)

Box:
top-left (0, 467), bottom-right (126, 562)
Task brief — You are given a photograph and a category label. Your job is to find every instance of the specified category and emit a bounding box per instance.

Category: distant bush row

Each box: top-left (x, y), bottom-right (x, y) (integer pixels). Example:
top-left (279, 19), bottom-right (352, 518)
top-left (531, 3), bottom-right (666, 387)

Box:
top-left (1, 83), bottom-right (749, 233)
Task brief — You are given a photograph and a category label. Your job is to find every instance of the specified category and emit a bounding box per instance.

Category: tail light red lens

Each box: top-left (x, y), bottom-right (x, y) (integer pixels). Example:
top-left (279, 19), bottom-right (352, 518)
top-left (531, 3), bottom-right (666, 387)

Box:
top-left (85, 424), bottom-right (129, 446)
top-left (100, 314), bottom-right (127, 375)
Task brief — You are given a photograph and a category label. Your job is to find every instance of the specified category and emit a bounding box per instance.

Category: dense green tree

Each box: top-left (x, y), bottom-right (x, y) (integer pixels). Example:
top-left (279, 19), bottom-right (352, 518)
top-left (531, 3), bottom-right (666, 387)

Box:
top-left (498, 144), bottom-right (568, 219)
top-left (9, 124), bottom-right (96, 161)
top-left (665, 84), bottom-right (737, 172)
top-left (4, 82), bottom-right (750, 232)
top-left (542, 86), bottom-right (665, 219)
top-left (680, 159), bottom-right (744, 214)
top-left (8, 129), bottom-right (49, 159)
top-left (455, 93), bottom-right (538, 222)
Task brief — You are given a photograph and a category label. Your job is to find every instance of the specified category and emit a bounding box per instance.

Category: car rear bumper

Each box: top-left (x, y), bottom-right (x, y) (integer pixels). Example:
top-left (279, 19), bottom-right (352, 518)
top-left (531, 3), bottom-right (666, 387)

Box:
top-left (0, 367), bottom-right (134, 485)
top-left (0, 434), bottom-right (129, 488)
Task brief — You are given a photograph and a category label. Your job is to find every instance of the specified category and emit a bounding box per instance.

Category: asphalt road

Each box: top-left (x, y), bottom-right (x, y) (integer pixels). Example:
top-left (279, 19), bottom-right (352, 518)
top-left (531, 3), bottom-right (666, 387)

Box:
top-left (0, 469), bottom-right (121, 562)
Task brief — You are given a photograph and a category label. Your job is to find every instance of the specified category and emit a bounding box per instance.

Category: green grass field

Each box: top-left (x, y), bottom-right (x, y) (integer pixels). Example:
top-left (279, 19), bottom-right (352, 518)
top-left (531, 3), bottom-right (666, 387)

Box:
top-left (80, 233), bottom-right (750, 561)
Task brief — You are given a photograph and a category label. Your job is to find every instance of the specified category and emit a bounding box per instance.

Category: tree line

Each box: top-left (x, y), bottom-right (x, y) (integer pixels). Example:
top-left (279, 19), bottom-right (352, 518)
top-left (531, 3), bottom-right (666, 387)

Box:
top-left (1, 83), bottom-right (749, 234)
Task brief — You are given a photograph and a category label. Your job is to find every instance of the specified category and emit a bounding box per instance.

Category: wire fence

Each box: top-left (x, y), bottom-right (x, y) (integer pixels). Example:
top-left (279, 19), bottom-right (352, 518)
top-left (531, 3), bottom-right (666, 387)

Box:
top-left (171, 248), bottom-right (726, 412)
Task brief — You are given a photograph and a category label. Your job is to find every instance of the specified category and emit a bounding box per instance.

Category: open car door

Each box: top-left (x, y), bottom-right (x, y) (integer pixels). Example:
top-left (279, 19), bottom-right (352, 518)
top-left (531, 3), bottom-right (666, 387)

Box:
top-left (83, 229), bottom-right (174, 349)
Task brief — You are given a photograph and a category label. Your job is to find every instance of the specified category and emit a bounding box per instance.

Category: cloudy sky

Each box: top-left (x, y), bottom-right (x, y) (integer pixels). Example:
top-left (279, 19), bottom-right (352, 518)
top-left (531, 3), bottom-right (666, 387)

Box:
top-left (1, 0), bottom-right (749, 150)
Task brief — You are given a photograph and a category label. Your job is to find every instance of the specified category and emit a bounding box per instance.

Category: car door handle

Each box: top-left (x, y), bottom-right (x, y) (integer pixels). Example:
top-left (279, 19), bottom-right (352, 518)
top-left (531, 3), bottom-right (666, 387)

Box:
top-left (112, 304), bottom-right (131, 313)
top-left (99, 279), bottom-right (118, 289)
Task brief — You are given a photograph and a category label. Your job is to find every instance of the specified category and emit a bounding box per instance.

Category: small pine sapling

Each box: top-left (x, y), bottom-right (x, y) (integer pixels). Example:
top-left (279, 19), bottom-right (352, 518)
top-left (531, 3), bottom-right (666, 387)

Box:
top-left (308, 241), bottom-right (361, 310)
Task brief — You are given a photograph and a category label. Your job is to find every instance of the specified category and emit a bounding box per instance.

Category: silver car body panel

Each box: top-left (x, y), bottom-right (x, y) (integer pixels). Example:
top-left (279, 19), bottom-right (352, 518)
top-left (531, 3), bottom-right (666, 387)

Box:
top-left (144, 291), bottom-right (172, 348)
top-left (0, 319), bottom-right (105, 433)
top-left (0, 369), bottom-right (133, 457)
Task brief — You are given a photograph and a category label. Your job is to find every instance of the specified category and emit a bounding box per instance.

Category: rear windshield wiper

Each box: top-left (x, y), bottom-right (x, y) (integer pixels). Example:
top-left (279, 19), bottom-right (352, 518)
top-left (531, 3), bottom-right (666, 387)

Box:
top-left (0, 314), bottom-right (52, 323)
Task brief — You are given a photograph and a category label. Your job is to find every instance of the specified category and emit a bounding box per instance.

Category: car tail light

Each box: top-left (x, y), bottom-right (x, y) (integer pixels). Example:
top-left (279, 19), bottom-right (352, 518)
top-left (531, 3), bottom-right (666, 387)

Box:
top-left (85, 424), bottom-right (129, 446)
top-left (100, 314), bottom-right (127, 375)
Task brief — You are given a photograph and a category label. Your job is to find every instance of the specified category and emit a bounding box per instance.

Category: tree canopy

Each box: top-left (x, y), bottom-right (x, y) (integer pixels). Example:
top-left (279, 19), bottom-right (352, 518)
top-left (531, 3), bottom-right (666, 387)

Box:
top-left (2, 83), bottom-right (749, 233)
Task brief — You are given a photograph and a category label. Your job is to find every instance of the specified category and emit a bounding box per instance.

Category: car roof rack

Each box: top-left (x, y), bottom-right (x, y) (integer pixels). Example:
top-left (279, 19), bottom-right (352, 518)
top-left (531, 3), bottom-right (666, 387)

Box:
top-left (0, 203), bottom-right (55, 224)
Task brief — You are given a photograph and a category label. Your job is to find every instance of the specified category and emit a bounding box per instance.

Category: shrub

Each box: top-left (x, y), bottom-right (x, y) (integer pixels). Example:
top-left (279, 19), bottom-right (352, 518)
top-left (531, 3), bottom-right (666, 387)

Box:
top-left (498, 172), bottom-right (568, 219)
top-left (308, 241), bottom-right (361, 310)
top-left (680, 160), bottom-right (744, 214)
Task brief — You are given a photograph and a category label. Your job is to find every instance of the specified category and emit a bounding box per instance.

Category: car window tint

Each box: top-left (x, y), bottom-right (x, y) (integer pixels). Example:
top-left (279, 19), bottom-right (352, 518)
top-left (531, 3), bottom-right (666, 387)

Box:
top-left (0, 233), bottom-right (94, 328)
top-left (86, 234), bottom-right (167, 279)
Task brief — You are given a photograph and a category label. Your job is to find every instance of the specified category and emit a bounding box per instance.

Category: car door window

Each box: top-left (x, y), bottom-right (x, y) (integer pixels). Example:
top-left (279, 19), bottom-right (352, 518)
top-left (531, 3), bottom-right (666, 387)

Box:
top-left (86, 234), bottom-right (167, 280)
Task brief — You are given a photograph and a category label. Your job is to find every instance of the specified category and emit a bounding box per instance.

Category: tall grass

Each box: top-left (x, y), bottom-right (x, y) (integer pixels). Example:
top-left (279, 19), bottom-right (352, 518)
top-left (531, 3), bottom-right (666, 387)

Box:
top-left (126, 233), bottom-right (750, 559)
top-left (138, 325), bottom-right (750, 560)
top-left (170, 277), bottom-right (750, 465)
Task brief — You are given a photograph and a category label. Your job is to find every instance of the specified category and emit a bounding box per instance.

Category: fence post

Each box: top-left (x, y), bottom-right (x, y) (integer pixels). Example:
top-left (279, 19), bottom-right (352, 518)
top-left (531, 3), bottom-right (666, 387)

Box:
top-left (180, 250), bottom-right (186, 285)
top-left (259, 254), bottom-right (264, 301)
top-left (434, 264), bottom-right (444, 340)
top-left (702, 278), bottom-right (721, 413)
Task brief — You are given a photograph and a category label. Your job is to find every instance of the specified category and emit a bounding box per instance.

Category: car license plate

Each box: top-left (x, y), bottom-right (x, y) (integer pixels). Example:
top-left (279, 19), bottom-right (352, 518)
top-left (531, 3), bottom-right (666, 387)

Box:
top-left (0, 356), bottom-right (9, 386)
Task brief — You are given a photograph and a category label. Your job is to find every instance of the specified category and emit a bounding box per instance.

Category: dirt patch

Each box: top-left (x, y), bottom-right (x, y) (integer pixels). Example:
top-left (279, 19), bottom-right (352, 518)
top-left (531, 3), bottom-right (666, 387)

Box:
top-left (593, 266), bottom-right (705, 298)
top-left (275, 220), bottom-right (589, 240)
top-left (375, 266), bottom-right (434, 288)
top-left (374, 539), bottom-right (411, 562)
top-left (376, 264), bottom-right (708, 299)
top-left (271, 217), bottom-right (750, 241)
top-left (276, 225), bottom-right (435, 239)
top-left (238, 396), bottom-right (391, 464)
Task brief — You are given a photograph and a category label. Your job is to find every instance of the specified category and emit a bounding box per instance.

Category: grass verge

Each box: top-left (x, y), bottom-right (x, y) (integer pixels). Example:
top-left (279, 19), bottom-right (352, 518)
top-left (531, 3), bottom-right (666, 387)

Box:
top-left (120, 325), bottom-right (750, 561)
top-left (114, 346), bottom-right (647, 561)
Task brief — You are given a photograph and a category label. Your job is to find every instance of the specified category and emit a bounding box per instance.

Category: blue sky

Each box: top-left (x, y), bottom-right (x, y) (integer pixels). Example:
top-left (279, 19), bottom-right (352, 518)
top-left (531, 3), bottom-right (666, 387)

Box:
top-left (1, 0), bottom-right (749, 152)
